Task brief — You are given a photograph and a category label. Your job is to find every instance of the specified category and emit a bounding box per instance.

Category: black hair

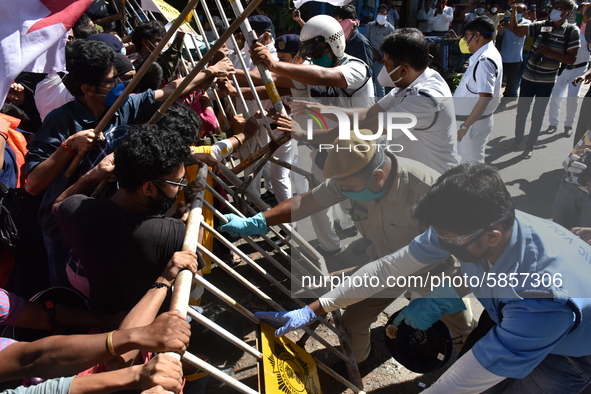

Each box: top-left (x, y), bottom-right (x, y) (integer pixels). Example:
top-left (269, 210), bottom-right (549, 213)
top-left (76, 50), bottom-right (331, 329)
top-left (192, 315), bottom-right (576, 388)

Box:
top-left (209, 16), bottom-right (225, 37)
top-left (114, 124), bottom-right (190, 191)
top-left (133, 58), bottom-right (163, 92)
top-left (132, 21), bottom-right (166, 52)
top-left (412, 162), bottom-right (515, 234)
top-left (73, 14), bottom-right (93, 30)
top-left (555, 0), bottom-right (576, 11)
top-left (381, 28), bottom-right (429, 71)
top-left (1, 103), bottom-right (30, 123)
top-left (335, 4), bottom-right (358, 19)
top-left (74, 24), bottom-right (98, 39)
top-left (157, 103), bottom-right (201, 147)
top-left (463, 16), bottom-right (495, 39)
top-left (73, 14), bottom-right (98, 39)
top-left (378, 4), bottom-right (390, 13)
top-left (63, 40), bottom-right (116, 97)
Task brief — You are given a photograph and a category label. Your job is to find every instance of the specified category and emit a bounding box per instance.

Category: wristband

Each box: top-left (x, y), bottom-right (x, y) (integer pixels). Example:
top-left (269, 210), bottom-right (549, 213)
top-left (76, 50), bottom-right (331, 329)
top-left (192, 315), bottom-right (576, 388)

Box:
top-left (151, 282), bottom-right (171, 290)
top-left (44, 301), bottom-right (60, 330)
top-left (61, 141), bottom-right (76, 157)
top-left (231, 135), bottom-right (243, 147)
top-left (106, 330), bottom-right (117, 356)
top-left (0, 131), bottom-right (8, 141)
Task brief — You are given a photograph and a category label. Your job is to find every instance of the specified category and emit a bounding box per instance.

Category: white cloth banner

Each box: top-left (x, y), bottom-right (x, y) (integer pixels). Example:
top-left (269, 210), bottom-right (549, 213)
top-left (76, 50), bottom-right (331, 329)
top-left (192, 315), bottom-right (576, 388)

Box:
top-left (0, 0), bottom-right (92, 103)
top-left (293, 0), bottom-right (351, 9)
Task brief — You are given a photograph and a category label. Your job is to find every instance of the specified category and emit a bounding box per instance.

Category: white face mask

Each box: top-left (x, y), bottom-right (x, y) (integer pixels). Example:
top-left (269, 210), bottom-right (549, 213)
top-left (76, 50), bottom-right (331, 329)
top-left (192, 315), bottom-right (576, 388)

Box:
top-left (377, 65), bottom-right (402, 87)
top-left (490, 6), bottom-right (498, 13)
top-left (376, 14), bottom-right (388, 25)
top-left (549, 9), bottom-right (564, 22)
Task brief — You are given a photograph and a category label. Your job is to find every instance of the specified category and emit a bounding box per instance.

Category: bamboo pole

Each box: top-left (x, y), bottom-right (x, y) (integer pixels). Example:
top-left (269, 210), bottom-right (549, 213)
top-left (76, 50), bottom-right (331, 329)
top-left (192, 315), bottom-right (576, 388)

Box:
top-left (148, 0), bottom-right (264, 125)
top-left (65, 0), bottom-right (202, 178)
top-left (164, 165), bottom-right (208, 363)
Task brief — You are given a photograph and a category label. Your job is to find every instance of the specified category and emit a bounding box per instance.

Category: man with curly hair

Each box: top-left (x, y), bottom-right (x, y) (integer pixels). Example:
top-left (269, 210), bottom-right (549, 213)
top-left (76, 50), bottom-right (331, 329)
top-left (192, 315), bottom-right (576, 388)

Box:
top-left (52, 124), bottom-right (204, 313)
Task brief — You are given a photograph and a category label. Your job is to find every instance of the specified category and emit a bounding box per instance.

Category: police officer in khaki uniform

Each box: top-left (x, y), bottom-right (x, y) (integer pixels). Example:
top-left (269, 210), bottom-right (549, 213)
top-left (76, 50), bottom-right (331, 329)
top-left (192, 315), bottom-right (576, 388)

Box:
top-left (219, 131), bottom-right (475, 370)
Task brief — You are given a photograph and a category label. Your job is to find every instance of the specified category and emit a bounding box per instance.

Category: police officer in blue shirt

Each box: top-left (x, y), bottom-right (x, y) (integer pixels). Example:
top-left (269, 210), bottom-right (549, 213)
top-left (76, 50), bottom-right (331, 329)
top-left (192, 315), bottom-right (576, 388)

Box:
top-left (256, 162), bottom-right (591, 392)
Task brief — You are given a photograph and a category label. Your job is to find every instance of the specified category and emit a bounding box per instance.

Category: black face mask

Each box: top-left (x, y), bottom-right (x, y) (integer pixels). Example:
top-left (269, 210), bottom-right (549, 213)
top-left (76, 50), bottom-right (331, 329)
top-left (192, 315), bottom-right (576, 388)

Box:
top-left (438, 234), bottom-right (490, 263)
top-left (149, 184), bottom-right (177, 215)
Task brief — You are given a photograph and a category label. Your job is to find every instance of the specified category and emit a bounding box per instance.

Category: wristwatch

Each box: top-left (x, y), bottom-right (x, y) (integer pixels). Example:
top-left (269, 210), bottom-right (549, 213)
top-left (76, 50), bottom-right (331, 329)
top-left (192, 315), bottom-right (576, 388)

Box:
top-left (459, 123), bottom-right (469, 130)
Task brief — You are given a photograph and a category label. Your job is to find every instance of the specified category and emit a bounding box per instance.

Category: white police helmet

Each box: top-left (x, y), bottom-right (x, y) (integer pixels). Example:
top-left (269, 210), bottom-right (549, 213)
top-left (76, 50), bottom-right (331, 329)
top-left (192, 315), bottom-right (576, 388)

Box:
top-left (299, 15), bottom-right (345, 59)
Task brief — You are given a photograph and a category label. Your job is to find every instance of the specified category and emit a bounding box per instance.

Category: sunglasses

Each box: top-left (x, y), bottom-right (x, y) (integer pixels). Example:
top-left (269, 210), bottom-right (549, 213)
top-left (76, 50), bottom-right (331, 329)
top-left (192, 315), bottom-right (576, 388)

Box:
top-left (435, 217), bottom-right (508, 247)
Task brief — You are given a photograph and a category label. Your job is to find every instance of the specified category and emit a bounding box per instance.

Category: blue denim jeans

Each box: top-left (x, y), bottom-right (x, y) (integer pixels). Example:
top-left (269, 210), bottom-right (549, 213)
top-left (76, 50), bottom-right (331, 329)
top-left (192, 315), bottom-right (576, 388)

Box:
top-left (483, 353), bottom-right (591, 393)
top-left (515, 79), bottom-right (555, 151)
top-left (552, 180), bottom-right (591, 229)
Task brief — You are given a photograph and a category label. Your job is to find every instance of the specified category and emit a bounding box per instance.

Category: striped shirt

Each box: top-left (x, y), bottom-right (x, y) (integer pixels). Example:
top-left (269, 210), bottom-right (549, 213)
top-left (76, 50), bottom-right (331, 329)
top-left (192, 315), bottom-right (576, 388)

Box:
top-left (523, 21), bottom-right (580, 84)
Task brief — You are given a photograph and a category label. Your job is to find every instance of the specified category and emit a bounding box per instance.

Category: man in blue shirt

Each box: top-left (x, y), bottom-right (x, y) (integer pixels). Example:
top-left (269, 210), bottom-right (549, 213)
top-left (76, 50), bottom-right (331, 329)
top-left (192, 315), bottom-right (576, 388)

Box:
top-left (25, 39), bottom-right (233, 287)
top-left (257, 162), bottom-right (591, 392)
top-left (498, 3), bottom-right (531, 98)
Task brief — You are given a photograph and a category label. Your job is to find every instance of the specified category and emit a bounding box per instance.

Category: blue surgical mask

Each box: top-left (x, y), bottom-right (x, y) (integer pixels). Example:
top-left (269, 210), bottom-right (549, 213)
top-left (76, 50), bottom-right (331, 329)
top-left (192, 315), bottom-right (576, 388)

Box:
top-left (341, 152), bottom-right (388, 202)
top-left (475, 7), bottom-right (484, 14)
top-left (311, 52), bottom-right (333, 67)
top-left (97, 81), bottom-right (128, 107)
top-left (549, 9), bottom-right (563, 22)
top-left (516, 12), bottom-right (523, 20)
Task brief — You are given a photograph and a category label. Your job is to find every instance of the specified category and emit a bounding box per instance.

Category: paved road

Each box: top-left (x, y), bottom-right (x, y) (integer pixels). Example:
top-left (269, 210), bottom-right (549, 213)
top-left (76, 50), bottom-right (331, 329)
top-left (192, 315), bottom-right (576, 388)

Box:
top-left (289, 89), bottom-right (591, 331)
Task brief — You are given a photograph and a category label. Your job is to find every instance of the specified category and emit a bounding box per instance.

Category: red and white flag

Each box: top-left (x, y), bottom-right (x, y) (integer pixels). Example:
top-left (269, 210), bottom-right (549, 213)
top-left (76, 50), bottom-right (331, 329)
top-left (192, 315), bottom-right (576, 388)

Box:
top-left (0, 0), bottom-right (92, 103)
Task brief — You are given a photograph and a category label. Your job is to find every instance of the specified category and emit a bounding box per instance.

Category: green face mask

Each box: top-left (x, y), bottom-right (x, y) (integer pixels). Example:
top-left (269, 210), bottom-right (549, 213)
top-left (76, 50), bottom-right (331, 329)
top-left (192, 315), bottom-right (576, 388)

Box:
top-left (311, 52), bottom-right (333, 67)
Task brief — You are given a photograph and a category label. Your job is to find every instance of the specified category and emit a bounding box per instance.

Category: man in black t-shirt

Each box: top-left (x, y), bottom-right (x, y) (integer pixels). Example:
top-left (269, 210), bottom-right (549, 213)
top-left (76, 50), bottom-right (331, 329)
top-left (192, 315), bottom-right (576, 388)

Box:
top-left (53, 124), bottom-right (200, 313)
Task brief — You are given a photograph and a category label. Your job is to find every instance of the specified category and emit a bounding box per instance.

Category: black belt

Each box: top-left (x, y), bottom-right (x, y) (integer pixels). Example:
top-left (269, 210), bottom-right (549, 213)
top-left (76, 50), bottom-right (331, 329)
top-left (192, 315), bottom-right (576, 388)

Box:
top-left (566, 62), bottom-right (588, 70)
top-left (456, 113), bottom-right (492, 121)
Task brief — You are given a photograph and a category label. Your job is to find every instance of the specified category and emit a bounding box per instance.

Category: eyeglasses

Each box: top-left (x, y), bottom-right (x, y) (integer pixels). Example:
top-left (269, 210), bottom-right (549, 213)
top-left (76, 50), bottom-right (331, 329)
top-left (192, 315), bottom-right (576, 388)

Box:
top-left (435, 216), bottom-right (508, 247)
top-left (151, 176), bottom-right (188, 190)
top-left (101, 76), bottom-right (122, 86)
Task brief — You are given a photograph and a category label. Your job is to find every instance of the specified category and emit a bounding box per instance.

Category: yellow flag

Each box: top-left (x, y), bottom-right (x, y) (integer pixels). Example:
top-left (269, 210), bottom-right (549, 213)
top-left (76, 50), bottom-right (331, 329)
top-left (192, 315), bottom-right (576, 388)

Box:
top-left (259, 322), bottom-right (322, 394)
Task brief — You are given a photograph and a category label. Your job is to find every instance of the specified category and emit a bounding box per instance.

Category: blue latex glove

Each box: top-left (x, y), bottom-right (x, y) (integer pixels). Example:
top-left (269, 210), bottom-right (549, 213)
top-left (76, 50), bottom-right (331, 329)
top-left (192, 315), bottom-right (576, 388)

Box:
top-left (255, 306), bottom-right (318, 336)
top-left (393, 286), bottom-right (466, 330)
top-left (217, 212), bottom-right (268, 237)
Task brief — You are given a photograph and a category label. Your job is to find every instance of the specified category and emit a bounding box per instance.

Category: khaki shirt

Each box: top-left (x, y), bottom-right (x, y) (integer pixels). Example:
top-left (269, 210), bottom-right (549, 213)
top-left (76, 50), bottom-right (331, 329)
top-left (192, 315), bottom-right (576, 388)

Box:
top-left (311, 155), bottom-right (441, 259)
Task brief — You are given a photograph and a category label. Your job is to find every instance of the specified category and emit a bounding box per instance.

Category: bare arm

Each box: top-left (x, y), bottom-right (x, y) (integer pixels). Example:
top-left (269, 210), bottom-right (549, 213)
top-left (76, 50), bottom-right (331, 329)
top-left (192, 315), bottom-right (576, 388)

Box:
top-left (507, 2), bottom-right (529, 36)
top-left (108, 250), bottom-right (198, 369)
top-left (285, 101), bottom-right (376, 144)
top-left (540, 46), bottom-right (578, 65)
top-left (251, 43), bottom-right (349, 88)
top-left (263, 191), bottom-right (326, 225)
top-left (69, 355), bottom-right (183, 394)
top-left (307, 299), bottom-right (327, 316)
top-left (234, 68), bottom-right (296, 89)
top-left (25, 130), bottom-right (99, 196)
top-left (52, 154), bottom-right (114, 214)
top-left (154, 58), bottom-right (235, 102)
top-left (0, 254), bottom-right (196, 381)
